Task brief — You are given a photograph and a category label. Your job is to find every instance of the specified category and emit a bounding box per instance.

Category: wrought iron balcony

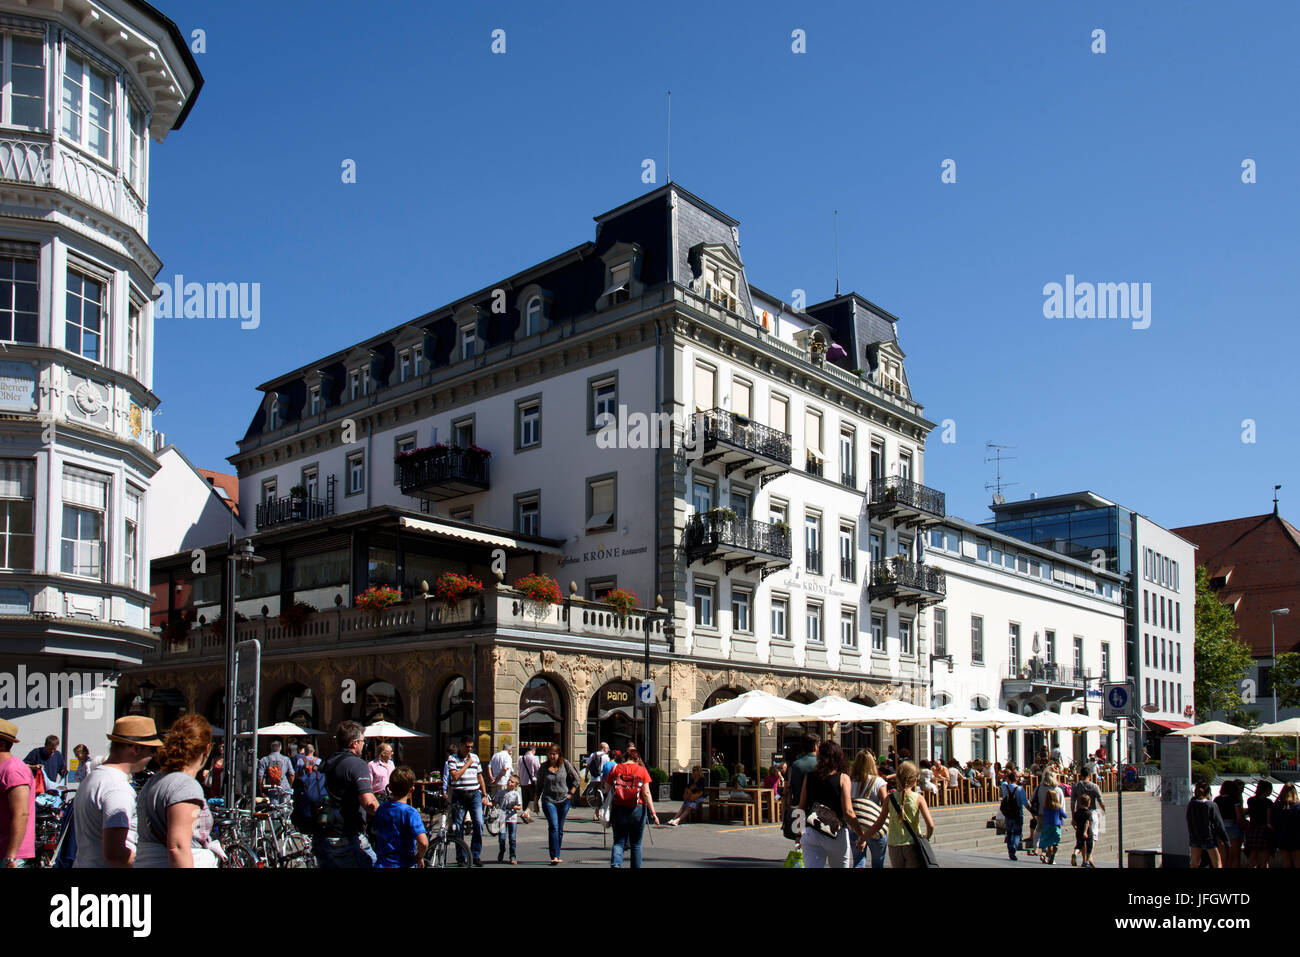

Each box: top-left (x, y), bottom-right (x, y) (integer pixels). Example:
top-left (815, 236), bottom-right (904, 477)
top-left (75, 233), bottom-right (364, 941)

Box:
top-left (397, 446), bottom-right (491, 501)
top-left (867, 476), bottom-right (946, 526)
top-left (255, 477), bottom-right (336, 530)
top-left (685, 512), bottom-right (791, 575)
top-left (868, 556), bottom-right (945, 607)
top-left (1004, 660), bottom-right (1084, 689)
top-left (697, 409), bottom-right (790, 483)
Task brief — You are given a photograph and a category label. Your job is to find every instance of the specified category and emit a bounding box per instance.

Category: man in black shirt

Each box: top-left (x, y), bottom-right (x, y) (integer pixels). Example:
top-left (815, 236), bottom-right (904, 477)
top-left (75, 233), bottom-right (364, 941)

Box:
top-left (316, 721), bottom-right (380, 868)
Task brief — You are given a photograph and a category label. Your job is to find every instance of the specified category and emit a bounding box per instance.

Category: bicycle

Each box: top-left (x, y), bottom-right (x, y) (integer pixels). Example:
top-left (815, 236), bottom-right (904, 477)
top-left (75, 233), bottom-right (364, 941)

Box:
top-left (213, 788), bottom-right (314, 868)
top-left (422, 792), bottom-right (472, 869)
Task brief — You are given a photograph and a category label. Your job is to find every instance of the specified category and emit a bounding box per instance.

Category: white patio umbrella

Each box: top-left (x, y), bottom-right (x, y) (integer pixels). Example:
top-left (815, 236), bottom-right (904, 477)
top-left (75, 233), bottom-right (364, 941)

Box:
top-left (257, 721), bottom-right (323, 737)
top-left (1244, 718), bottom-right (1300, 767)
top-left (364, 719), bottom-right (429, 738)
top-left (683, 690), bottom-right (824, 785)
top-left (898, 703), bottom-right (990, 764)
top-left (950, 708), bottom-right (1033, 769)
top-left (1169, 720), bottom-right (1246, 761)
top-left (806, 695), bottom-right (881, 723)
top-left (854, 699), bottom-right (937, 766)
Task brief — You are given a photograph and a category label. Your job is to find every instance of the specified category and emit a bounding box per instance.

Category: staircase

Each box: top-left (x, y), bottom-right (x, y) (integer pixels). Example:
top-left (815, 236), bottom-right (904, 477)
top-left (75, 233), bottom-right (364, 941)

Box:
top-left (928, 791), bottom-right (1163, 858)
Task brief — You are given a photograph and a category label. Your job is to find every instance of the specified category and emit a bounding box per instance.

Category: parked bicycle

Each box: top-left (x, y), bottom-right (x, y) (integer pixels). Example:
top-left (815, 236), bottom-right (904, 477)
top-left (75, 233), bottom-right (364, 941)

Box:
top-left (422, 792), bottom-right (472, 869)
top-left (212, 788), bottom-right (313, 868)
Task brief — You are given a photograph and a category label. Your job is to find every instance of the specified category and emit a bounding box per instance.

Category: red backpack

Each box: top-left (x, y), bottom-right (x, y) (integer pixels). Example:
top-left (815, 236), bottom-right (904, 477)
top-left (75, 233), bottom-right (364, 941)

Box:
top-left (611, 765), bottom-right (644, 807)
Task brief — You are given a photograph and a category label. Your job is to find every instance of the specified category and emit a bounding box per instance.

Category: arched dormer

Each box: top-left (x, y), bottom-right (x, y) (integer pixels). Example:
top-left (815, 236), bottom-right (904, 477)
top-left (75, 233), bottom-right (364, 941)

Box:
top-left (688, 242), bottom-right (748, 320)
top-left (514, 284), bottom-right (553, 340)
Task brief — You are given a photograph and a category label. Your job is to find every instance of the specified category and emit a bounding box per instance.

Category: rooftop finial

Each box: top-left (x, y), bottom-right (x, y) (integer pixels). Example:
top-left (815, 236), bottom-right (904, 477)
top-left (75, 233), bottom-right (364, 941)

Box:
top-left (1275, 484), bottom-right (1282, 515)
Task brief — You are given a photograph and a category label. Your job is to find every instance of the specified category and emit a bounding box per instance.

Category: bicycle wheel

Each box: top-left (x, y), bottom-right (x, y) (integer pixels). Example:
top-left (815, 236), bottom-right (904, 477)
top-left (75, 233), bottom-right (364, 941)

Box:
top-left (426, 835), bottom-right (472, 868)
top-left (223, 843), bottom-right (257, 868)
top-left (281, 831), bottom-right (315, 868)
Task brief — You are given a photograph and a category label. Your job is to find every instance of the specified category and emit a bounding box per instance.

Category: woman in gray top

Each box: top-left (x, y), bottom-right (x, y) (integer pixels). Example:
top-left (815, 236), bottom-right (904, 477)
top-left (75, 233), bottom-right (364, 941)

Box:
top-left (535, 744), bottom-right (580, 865)
top-left (136, 715), bottom-right (215, 868)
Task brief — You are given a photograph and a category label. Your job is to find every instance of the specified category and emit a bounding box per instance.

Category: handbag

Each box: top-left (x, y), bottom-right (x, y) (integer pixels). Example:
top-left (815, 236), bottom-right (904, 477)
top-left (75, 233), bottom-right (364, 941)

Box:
top-left (806, 773), bottom-right (845, 838)
top-left (783, 847), bottom-right (804, 868)
top-left (851, 775), bottom-right (884, 831)
top-left (600, 786), bottom-right (614, 828)
top-left (890, 792), bottom-right (939, 868)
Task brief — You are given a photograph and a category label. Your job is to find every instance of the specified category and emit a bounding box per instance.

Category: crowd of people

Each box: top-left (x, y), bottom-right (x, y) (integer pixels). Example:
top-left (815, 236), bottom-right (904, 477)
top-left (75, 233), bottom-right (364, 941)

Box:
top-left (1188, 778), bottom-right (1300, 868)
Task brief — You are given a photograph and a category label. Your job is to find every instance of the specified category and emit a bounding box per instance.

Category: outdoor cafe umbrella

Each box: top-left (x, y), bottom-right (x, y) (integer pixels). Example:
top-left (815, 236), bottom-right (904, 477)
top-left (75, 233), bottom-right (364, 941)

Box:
top-left (806, 695), bottom-right (881, 744)
top-left (683, 690), bottom-right (824, 786)
top-left (897, 703), bottom-right (992, 763)
top-left (364, 719), bottom-right (429, 738)
top-left (855, 699), bottom-right (937, 765)
top-left (945, 707), bottom-right (1033, 769)
top-left (1242, 718), bottom-right (1300, 768)
top-left (257, 721), bottom-right (323, 737)
top-left (1170, 720), bottom-right (1246, 761)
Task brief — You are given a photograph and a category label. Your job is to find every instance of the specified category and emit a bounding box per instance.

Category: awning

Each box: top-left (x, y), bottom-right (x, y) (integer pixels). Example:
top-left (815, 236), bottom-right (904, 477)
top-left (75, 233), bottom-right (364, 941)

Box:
top-left (398, 516), bottom-right (564, 555)
top-left (1147, 719), bottom-right (1193, 731)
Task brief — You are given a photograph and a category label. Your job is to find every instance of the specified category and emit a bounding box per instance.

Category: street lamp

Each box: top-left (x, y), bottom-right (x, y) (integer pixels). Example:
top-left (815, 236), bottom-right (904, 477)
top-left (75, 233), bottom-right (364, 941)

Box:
top-left (223, 536), bottom-right (261, 810)
top-left (1270, 608), bottom-right (1290, 724)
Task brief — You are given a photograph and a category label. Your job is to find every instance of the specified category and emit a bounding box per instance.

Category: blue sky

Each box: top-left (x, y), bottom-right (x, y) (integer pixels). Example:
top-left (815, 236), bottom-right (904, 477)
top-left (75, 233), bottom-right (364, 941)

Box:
top-left (150, 0), bottom-right (1298, 530)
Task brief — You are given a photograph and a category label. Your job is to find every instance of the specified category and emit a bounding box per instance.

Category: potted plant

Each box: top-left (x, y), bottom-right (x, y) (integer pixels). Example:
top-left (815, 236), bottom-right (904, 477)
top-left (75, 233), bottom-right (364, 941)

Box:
top-left (711, 764), bottom-right (730, 787)
top-left (160, 611), bottom-right (193, 646)
top-left (650, 767), bottom-right (670, 802)
top-left (279, 600), bottom-right (316, 632)
top-left (604, 587), bottom-right (638, 617)
top-left (705, 507), bottom-right (737, 523)
top-left (289, 484), bottom-right (308, 518)
top-left (208, 610), bottom-right (248, 638)
top-left (434, 571), bottom-right (484, 605)
top-left (355, 584), bottom-right (403, 618)
top-left (514, 573), bottom-right (562, 608)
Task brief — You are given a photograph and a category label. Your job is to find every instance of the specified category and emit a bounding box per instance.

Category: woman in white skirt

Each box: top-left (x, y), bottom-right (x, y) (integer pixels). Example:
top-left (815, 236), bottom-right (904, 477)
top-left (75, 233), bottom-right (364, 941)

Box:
top-left (135, 714), bottom-right (217, 868)
top-left (797, 739), bottom-right (860, 868)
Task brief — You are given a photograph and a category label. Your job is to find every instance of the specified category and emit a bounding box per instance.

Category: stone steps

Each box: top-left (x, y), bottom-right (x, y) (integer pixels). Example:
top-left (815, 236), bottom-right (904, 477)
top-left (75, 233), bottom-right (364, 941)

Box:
top-left (928, 792), bottom-right (1163, 854)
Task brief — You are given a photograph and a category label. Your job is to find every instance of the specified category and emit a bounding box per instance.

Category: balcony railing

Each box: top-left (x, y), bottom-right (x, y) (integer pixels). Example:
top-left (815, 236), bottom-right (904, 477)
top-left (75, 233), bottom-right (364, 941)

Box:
top-left (255, 477), bottom-right (336, 530)
top-left (806, 547), bottom-right (821, 574)
top-left (868, 476), bottom-right (946, 524)
top-left (1005, 660), bottom-right (1085, 688)
top-left (840, 557), bottom-right (856, 582)
top-left (805, 453), bottom-right (824, 478)
top-left (698, 409), bottom-right (791, 481)
top-left (397, 446), bottom-right (491, 501)
top-left (868, 556), bottom-right (946, 605)
top-left (685, 513), bottom-right (791, 573)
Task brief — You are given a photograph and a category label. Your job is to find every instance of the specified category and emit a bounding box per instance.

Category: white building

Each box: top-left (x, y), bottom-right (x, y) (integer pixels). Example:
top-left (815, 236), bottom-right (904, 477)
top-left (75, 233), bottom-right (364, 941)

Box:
top-left (925, 517), bottom-right (1127, 766)
top-left (0, 0), bottom-right (200, 748)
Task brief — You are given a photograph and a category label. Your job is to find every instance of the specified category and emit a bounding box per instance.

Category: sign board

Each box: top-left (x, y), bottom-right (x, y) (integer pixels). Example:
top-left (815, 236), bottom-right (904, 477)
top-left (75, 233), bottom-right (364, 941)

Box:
top-left (601, 684), bottom-right (634, 708)
top-left (1184, 705), bottom-right (1194, 719)
top-left (233, 639), bottom-right (261, 805)
top-left (0, 361), bottom-right (36, 411)
top-left (496, 720), bottom-right (513, 733)
top-left (478, 720), bottom-right (491, 732)
top-left (1103, 681), bottom-right (1138, 720)
top-left (636, 680), bottom-right (655, 705)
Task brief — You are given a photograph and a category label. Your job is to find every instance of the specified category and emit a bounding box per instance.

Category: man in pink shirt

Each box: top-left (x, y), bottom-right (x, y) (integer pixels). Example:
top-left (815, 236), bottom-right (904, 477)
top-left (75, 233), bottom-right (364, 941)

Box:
top-left (0, 719), bottom-right (35, 867)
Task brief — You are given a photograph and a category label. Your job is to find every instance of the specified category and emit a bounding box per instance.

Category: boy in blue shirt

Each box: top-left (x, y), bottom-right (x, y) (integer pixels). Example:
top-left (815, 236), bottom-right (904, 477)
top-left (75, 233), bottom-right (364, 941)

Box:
top-left (374, 766), bottom-right (428, 868)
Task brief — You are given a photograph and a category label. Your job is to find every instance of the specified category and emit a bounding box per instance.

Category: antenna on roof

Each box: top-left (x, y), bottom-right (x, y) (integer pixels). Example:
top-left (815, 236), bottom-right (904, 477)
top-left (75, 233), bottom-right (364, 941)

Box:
top-left (984, 441), bottom-right (1018, 506)
top-left (666, 90), bottom-right (671, 184)
top-left (1275, 484), bottom-right (1282, 515)
top-left (833, 209), bottom-right (840, 297)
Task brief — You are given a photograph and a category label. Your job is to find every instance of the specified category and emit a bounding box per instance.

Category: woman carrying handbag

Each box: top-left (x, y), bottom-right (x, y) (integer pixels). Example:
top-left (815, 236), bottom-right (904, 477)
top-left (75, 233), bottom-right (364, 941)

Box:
top-left (866, 760), bottom-right (937, 868)
top-left (797, 740), bottom-right (860, 868)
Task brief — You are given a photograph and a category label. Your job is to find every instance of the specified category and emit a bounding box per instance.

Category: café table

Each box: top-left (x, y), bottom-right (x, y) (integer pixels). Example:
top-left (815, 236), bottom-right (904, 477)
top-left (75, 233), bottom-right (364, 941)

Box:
top-left (704, 785), bottom-right (774, 824)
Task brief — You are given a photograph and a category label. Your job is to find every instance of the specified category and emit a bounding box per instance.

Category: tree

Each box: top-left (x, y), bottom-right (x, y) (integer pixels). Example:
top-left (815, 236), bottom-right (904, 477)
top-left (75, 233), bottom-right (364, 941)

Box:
top-left (1192, 565), bottom-right (1252, 721)
top-left (1272, 652), bottom-right (1300, 712)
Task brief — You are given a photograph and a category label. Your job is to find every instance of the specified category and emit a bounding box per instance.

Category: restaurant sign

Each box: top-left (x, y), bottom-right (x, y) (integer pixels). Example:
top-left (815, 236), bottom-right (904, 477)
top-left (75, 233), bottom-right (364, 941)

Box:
top-left (600, 684), bottom-right (634, 708)
top-left (0, 362), bottom-right (36, 412)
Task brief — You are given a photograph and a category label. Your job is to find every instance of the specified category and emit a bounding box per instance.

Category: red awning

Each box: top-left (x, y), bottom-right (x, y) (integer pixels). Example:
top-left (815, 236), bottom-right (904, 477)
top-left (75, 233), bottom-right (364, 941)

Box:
top-left (1147, 720), bottom-right (1192, 731)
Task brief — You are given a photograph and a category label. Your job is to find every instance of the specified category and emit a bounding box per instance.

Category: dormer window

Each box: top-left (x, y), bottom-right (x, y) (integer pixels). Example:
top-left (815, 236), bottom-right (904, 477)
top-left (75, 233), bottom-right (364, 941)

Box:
top-left (524, 296), bottom-right (542, 335)
top-left (268, 394), bottom-right (281, 430)
top-left (878, 357), bottom-right (903, 394)
top-left (460, 325), bottom-right (476, 360)
top-left (349, 370), bottom-right (361, 401)
top-left (597, 243), bottom-right (644, 312)
top-left (399, 350), bottom-right (411, 382)
top-left (309, 385), bottom-right (321, 416)
top-left (606, 263), bottom-right (630, 305)
top-left (412, 344), bottom-right (424, 375)
top-left (705, 264), bottom-right (739, 313)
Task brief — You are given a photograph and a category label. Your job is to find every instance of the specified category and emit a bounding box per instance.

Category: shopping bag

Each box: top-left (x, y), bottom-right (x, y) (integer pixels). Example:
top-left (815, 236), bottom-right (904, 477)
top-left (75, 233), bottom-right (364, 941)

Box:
top-left (1093, 808), bottom-right (1106, 836)
top-left (783, 847), bottom-right (804, 868)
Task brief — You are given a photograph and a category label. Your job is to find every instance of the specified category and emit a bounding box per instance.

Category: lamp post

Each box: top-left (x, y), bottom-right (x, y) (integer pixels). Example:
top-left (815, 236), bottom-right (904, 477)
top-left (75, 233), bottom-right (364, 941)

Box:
top-left (1270, 608), bottom-right (1290, 724)
top-left (929, 652), bottom-right (953, 759)
top-left (223, 535), bottom-right (259, 810)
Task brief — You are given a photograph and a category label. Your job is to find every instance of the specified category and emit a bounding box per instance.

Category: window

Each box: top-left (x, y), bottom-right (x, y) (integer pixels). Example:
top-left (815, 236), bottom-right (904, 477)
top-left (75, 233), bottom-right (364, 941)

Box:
top-left (1176, 602), bottom-right (1181, 633)
top-left (839, 428), bottom-right (856, 487)
top-left (841, 610), bottom-right (857, 649)
top-left (62, 49), bottom-right (112, 159)
top-left (606, 261), bottom-right (632, 305)
top-left (516, 494), bottom-right (539, 537)
top-left (1145, 677), bottom-right (1151, 706)
top-left (125, 301), bottom-right (141, 378)
top-left (1145, 634), bottom-right (1151, 667)
top-left (586, 474), bottom-right (616, 531)
top-left (899, 618), bottom-right (914, 656)
top-left (732, 586), bottom-right (751, 633)
top-left (804, 408), bottom-right (823, 470)
top-left (268, 395), bottom-right (281, 430)
top-left (0, 255), bottom-right (37, 344)
top-left (302, 467), bottom-right (318, 501)
top-left (261, 479), bottom-right (276, 505)
top-left (346, 452), bottom-right (365, 495)
top-left (459, 325), bottom-right (476, 360)
top-left (412, 345), bottom-right (424, 376)
top-left (1008, 623), bottom-right (1020, 669)
top-left (3, 34), bottom-right (44, 128)
top-left (1101, 642), bottom-right (1111, 681)
top-left (524, 296), bottom-right (542, 336)
top-left (878, 356), bottom-right (903, 394)
top-left (65, 269), bottom-right (104, 361)
top-left (806, 601), bottom-right (823, 644)
top-left (692, 475), bottom-right (715, 514)
top-left (123, 486), bottom-right (141, 588)
top-left (869, 531), bottom-right (882, 564)
top-left (731, 378), bottom-right (752, 418)
top-left (1176, 643), bottom-right (1182, 673)
top-left (1143, 589), bottom-right (1149, 624)
top-left (1161, 637), bottom-right (1166, 671)
top-left (516, 398), bottom-right (541, 450)
top-left (771, 595), bottom-right (788, 639)
top-left (1017, 555), bottom-right (1030, 574)
top-left (693, 362), bottom-right (716, 411)
top-left (871, 614), bottom-right (885, 653)
top-left (394, 435), bottom-right (416, 484)
top-left (61, 467), bottom-right (108, 580)
top-left (586, 578), bottom-right (616, 601)
top-left (590, 375), bottom-right (617, 431)
top-left (898, 451), bottom-right (912, 481)
top-left (1044, 630), bottom-right (1056, 664)
top-left (399, 351), bottom-right (411, 382)
top-left (769, 498), bottom-right (787, 527)
top-left (805, 512), bottom-right (822, 574)
top-left (870, 439), bottom-right (884, 480)
top-left (452, 418), bottom-right (474, 449)
top-left (309, 386), bottom-right (321, 416)
top-left (975, 538), bottom-right (989, 562)
top-left (839, 522), bottom-right (855, 581)
top-left (933, 608), bottom-right (947, 657)
top-left (694, 580), bottom-right (715, 628)
top-left (770, 393), bottom-right (789, 433)
top-left (126, 97), bottom-right (145, 189)
top-left (704, 262), bottom-right (739, 312)
top-left (349, 370), bottom-right (361, 401)
top-left (0, 460), bottom-right (34, 571)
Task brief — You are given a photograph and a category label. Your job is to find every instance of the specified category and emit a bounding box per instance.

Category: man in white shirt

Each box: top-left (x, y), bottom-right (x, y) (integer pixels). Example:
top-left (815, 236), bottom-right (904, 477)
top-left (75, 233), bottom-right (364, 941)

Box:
top-left (517, 746), bottom-right (541, 815)
top-left (73, 716), bottom-right (162, 868)
top-left (488, 743), bottom-right (513, 800)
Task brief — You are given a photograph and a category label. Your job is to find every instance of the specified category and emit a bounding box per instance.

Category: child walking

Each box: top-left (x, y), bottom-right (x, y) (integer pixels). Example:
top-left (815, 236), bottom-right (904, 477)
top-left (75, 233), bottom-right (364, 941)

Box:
top-left (374, 766), bottom-right (429, 868)
top-left (1072, 793), bottom-right (1094, 868)
top-left (497, 774), bottom-right (522, 864)
top-left (1038, 787), bottom-right (1066, 864)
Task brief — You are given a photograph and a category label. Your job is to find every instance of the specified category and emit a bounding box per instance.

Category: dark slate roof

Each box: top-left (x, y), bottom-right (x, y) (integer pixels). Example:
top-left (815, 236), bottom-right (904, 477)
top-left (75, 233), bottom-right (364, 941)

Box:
top-left (805, 292), bottom-right (900, 373)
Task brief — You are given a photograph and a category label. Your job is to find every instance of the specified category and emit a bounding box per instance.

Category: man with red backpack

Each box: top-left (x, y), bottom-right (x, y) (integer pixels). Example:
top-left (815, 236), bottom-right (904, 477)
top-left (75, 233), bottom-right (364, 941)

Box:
top-left (604, 747), bottom-right (659, 868)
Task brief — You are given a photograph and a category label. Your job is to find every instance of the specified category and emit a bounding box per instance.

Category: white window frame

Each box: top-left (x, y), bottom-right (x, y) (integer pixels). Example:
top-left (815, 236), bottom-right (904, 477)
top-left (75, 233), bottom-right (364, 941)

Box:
top-left (61, 45), bottom-right (114, 160)
top-left (122, 486), bottom-right (141, 588)
top-left (524, 296), bottom-right (542, 336)
top-left (731, 585), bottom-right (752, 634)
top-left (0, 459), bottom-right (34, 572)
top-left (841, 609), bottom-right (857, 649)
top-left (65, 267), bottom-right (107, 363)
top-left (771, 595), bottom-right (788, 640)
top-left (871, 614), bottom-right (886, 653)
top-left (694, 579), bottom-right (716, 629)
top-left (899, 618), bottom-right (914, 657)
top-left (806, 600), bottom-right (823, 645)
top-left (2, 32), bottom-right (45, 130)
top-left (347, 452), bottom-right (365, 495)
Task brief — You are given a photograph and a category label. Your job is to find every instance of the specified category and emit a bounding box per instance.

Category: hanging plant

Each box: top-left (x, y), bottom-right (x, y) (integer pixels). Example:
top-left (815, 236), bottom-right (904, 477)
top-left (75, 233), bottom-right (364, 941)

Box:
top-left (279, 601), bottom-right (317, 631)
top-left (208, 610), bottom-right (248, 638)
top-left (434, 571), bottom-right (484, 604)
top-left (706, 507), bottom-right (737, 522)
top-left (604, 587), bottom-right (638, 617)
top-left (514, 573), bottom-right (562, 607)
top-left (161, 612), bottom-right (194, 645)
top-left (355, 585), bottom-right (403, 613)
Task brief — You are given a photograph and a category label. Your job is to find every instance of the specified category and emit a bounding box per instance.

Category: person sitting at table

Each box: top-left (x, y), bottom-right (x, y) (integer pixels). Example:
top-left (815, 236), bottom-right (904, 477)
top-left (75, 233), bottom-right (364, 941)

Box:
top-left (763, 765), bottom-right (784, 799)
top-left (918, 764), bottom-right (939, 796)
top-left (932, 761), bottom-right (948, 787)
top-left (946, 759), bottom-right (963, 791)
top-left (734, 764), bottom-right (749, 788)
top-left (665, 767), bottom-right (708, 826)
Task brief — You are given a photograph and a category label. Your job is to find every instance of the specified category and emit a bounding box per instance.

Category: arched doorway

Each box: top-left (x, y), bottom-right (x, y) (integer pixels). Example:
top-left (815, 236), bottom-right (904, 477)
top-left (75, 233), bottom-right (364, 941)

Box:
top-left (438, 676), bottom-right (473, 762)
top-left (271, 684), bottom-right (317, 729)
top-left (840, 696), bottom-right (880, 760)
top-left (520, 676), bottom-right (566, 758)
top-left (586, 681), bottom-right (654, 763)
top-left (702, 688), bottom-right (750, 772)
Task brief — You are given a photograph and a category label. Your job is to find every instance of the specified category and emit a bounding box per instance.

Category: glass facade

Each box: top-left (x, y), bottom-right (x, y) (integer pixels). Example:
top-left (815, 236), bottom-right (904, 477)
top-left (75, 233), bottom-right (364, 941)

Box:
top-left (985, 501), bottom-right (1131, 575)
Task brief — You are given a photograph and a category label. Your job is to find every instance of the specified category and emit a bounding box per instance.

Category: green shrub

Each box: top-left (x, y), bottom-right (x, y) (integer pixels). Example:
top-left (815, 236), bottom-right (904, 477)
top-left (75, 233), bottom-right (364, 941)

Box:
top-left (1191, 762), bottom-right (1216, 784)
top-left (649, 767), bottom-right (669, 784)
top-left (711, 764), bottom-right (729, 782)
top-left (1223, 757), bottom-right (1261, 775)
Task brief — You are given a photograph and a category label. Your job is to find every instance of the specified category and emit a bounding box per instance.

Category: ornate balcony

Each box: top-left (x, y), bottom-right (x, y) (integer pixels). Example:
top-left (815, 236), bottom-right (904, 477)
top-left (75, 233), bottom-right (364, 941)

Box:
top-left (1002, 658), bottom-right (1088, 706)
top-left (396, 446), bottom-right (491, 501)
top-left (255, 477), bottom-right (336, 530)
top-left (868, 556), bottom-right (945, 607)
top-left (697, 409), bottom-right (790, 484)
top-left (685, 512), bottom-right (791, 576)
top-left (867, 476), bottom-right (946, 527)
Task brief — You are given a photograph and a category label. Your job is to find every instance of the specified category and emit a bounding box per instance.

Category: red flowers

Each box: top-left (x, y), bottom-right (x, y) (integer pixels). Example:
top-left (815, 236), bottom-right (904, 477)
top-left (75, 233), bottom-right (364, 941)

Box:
top-left (514, 574), bottom-right (562, 607)
top-left (435, 572), bottom-right (484, 604)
